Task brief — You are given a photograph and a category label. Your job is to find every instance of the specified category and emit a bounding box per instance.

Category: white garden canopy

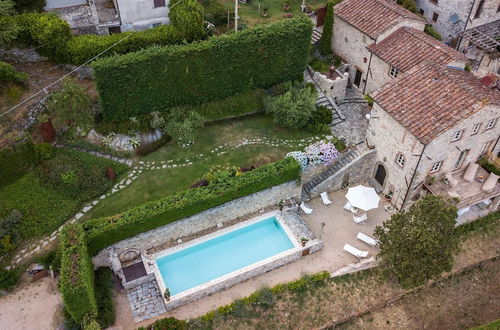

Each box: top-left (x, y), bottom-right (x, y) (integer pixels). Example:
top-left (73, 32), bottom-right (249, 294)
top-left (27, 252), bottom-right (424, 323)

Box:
top-left (346, 185), bottom-right (380, 211)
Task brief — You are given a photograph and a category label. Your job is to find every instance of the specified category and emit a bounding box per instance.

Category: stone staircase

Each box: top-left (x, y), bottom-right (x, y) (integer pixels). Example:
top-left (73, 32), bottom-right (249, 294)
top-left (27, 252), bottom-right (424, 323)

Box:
top-left (301, 143), bottom-right (372, 201)
top-left (316, 94), bottom-right (345, 126)
top-left (311, 27), bottom-right (322, 44)
top-left (337, 97), bottom-right (368, 105)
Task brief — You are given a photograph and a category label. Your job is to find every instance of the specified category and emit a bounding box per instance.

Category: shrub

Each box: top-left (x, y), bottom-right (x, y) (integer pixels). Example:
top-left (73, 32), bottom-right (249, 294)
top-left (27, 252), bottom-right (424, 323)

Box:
top-left (37, 246), bottom-right (62, 273)
top-left (307, 105), bottom-right (333, 133)
top-left (270, 81), bottom-right (292, 96)
top-left (164, 109), bottom-right (204, 147)
top-left (424, 24), bottom-right (442, 41)
top-left (200, 0), bottom-right (227, 26)
top-left (59, 223), bottom-right (97, 324)
top-left (265, 83), bottom-right (317, 129)
top-left (396, 0), bottom-right (418, 13)
top-left (138, 317), bottom-right (188, 330)
top-left (169, 0), bottom-right (205, 42)
top-left (35, 142), bottom-right (54, 161)
top-left (0, 268), bottom-right (21, 290)
top-left (0, 1), bottom-right (19, 47)
top-left (455, 210), bottom-right (499, 237)
top-left (13, 0), bottom-right (45, 13)
top-left (92, 16), bottom-right (312, 121)
top-left (320, 1), bottom-right (333, 55)
top-left (83, 157), bottom-right (301, 255)
top-left (478, 157), bottom-right (500, 176)
top-left (28, 13), bottom-right (71, 62)
top-left (94, 267), bottom-right (115, 328)
top-left (0, 61), bottom-right (28, 84)
top-left (0, 140), bottom-right (39, 188)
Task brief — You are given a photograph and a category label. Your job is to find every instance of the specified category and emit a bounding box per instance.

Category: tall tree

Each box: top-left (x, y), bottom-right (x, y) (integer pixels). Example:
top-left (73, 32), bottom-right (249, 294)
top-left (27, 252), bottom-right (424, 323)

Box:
top-left (0, 0), bottom-right (19, 46)
top-left (320, 1), bottom-right (334, 56)
top-left (169, 0), bottom-right (205, 42)
top-left (374, 195), bottom-right (459, 289)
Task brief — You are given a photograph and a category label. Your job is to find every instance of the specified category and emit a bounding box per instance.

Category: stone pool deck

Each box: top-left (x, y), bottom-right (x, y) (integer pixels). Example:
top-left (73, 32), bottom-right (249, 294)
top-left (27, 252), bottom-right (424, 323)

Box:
top-left (114, 190), bottom-right (392, 329)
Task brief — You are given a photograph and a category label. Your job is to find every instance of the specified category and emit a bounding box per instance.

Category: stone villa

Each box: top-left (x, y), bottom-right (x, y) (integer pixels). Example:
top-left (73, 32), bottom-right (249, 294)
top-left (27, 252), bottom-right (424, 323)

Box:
top-left (332, 0), bottom-right (426, 93)
top-left (366, 61), bottom-right (500, 211)
top-left (414, 0), bottom-right (499, 45)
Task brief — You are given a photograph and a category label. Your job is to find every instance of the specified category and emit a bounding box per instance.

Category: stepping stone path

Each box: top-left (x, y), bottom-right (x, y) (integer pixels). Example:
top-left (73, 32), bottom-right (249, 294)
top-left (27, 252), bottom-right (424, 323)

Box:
top-left (7, 135), bottom-right (329, 269)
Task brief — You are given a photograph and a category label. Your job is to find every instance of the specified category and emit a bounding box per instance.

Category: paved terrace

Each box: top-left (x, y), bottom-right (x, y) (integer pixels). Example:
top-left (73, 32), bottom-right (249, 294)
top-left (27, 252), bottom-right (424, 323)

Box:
top-left (424, 166), bottom-right (500, 209)
top-left (120, 190), bottom-right (392, 328)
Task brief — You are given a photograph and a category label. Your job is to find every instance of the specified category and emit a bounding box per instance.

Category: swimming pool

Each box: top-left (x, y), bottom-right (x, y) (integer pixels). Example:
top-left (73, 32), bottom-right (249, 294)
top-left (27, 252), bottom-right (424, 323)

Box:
top-left (155, 216), bottom-right (294, 296)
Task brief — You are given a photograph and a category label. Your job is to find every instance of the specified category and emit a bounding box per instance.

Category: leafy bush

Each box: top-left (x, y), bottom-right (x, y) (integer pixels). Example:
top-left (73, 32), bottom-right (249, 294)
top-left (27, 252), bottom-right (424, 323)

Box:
top-left (270, 81), bottom-right (292, 97)
top-left (13, 0), bottom-right (45, 13)
top-left (0, 140), bottom-right (39, 188)
top-left (92, 17), bottom-right (312, 120)
top-left (0, 1), bottom-right (19, 47)
top-left (94, 267), bottom-right (115, 328)
top-left (307, 105), bottom-right (333, 133)
top-left (83, 157), bottom-right (301, 255)
top-left (0, 149), bottom-right (128, 240)
top-left (27, 13), bottom-right (71, 62)
top-left (169, 0), bottom-right (205, 42)
top-left (0, 268), bottom-right (21, 290)
top-left (0, 209), bottom-right (23, 254)
top-left (478, 157), bottom-right (500, 176)
top-left (0, 61), bottom-right (28, 84)
top-left (265, 83), bottom-right (317, 129)
top-left (424, 24), bottom-right (442, 41)
top-left (138, 317), bottom-right (188, 330)
top-left (455, 210), bottom-right (499, 237)
top-left (200, 0), bottom-right (227, 26)
top-left (60, 223), bottom-right (97, 324)
top-left (396, 0), bottom-right (418, 13)
top-left (37, 247), bottom-right (62, 273)
top-left (35, 142), bottom-right (54, 161)
top-left (164, 110), bottom-right (204, 147)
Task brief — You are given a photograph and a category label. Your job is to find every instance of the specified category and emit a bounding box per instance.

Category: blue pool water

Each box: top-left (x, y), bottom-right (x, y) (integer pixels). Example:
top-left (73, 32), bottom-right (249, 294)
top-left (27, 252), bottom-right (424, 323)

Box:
top-left (156, 217), bottom-right (294, 295)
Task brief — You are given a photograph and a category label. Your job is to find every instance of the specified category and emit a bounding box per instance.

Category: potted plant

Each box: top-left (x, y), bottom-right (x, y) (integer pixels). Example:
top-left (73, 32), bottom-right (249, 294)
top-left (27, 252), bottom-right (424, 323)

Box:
top-left (262, 6), bottom-right (268, 16)
top-left (384, 191), bottom-right (393, 201)
top-left (300, 237), bottom-right (309, 247)
top-left (277, 199), bottom-right (285, 211)
top-left (164, 288), bottom-right (171, 301)
top-left (342, 181), bottom-right (349, 190)
top-left (427, 176), bottom-right (435, 186)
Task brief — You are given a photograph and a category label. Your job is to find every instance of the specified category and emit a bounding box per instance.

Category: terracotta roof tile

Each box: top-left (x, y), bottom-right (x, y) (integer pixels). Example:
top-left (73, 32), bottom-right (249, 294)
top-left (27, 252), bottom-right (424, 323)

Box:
top-left (373, 62), bottom-right (500, 144)
top-left (368, 27), bottom-right (468, 72)
top-left (334, 0), bottom-right (425, 39)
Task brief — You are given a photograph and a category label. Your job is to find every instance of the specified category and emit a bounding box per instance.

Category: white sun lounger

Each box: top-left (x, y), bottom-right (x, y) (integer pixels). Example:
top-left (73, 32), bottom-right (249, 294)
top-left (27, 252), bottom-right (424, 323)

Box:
top-left (343, 243), bottom-right (368, 260)
top-left (353, 213), bottom-right (367, 224)
top-left (300, 202), bottom-right (313, 215)
top-left (356, 232), bottom-right (378, 247)
top-left (343, 201), bottom-right (358, 213)
top-left (320, 192), bottom-right (332, 206)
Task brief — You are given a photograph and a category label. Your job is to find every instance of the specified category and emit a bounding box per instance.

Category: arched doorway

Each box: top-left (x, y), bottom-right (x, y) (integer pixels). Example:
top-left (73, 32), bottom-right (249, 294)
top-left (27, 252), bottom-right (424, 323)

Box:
top-left (375, 164), bottom-right (386, 187)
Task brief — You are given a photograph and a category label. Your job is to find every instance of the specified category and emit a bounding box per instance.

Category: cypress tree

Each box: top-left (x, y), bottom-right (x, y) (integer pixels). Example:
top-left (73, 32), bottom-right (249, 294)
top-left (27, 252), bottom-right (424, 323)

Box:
top-left (320, 1), bottom-right (334, 56)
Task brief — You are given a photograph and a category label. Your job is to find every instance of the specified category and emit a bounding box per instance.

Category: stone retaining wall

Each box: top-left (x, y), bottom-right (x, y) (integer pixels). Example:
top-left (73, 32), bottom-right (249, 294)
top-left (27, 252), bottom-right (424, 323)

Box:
top-left (92, 181), bottom-right (302, 267)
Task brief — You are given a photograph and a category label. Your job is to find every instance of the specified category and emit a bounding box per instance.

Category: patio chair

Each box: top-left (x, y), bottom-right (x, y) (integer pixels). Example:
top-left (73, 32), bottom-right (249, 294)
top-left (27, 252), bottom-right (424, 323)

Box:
top-left (300, 202), bottom-right (313, 215)
top-left (353, 213), bottom-right (367, 224)
top-left (356, 232), bottom-right (378, 248)
top-left (343, 243), bottom-right (368, 260)
top-left (343, 201), bottom-right (358, 213)
top-left (320, 192), bottom-right (332, 206)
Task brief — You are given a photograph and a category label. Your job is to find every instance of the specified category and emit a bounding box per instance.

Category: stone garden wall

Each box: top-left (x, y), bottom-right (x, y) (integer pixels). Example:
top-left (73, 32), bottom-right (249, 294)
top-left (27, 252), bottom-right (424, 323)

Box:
top-left (92, 181), bottom-right (302, 267)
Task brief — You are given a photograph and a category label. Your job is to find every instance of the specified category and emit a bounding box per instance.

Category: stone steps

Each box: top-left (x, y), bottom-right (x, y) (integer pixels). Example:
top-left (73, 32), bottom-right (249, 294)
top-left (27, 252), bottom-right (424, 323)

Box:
top-left (311, 28), bottom-right (322, 44)
top-left (301, 148), bottom-right (360, 201)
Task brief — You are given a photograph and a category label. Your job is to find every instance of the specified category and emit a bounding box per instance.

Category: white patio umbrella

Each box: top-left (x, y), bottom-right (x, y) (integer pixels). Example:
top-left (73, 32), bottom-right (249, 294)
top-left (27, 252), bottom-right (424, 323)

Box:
top-left (345, 185), bottom-right (380, 211)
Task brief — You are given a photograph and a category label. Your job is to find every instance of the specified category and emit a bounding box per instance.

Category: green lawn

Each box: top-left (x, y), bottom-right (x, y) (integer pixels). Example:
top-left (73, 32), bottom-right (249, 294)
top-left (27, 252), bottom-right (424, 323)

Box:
top-left (220, 0), bottom-right (324, 27)
top-left (83, 114), bottom-right (321, 220)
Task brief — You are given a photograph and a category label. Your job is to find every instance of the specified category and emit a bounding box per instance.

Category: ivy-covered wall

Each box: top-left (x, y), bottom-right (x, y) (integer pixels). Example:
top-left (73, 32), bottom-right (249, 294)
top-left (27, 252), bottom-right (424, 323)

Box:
top-left (92, 16), bottom-right (312, 121)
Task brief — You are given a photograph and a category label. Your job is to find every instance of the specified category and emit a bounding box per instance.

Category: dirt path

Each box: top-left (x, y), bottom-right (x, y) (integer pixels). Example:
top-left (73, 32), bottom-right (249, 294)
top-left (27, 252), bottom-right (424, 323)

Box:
top-left (0, 277), bottom-right (63, 330)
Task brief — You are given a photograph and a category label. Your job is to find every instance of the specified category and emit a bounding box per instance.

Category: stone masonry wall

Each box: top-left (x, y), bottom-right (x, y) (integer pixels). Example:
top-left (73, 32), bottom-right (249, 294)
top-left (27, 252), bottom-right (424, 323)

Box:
top-left (365, 54), bottom-right (394, 95)
top-left (309, 149), bottom-right (377, 198)
top-left (93, 181), bottom-right (302, 267)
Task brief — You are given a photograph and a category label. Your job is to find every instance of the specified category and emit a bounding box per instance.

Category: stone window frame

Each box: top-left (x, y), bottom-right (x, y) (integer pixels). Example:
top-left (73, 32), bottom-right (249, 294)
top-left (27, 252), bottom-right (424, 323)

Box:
top-left (389, 66), bottom-right (399, 78)
top-left (454, 149), bottom-right (468, 170)
top-left (486, 118), bottom-right (497, 130)
top-left (395, 153), bottom-right (405, 167)
top-left (474, 0), bottom-right (485, 19)
top-left (430, 161), bottom-right (442, 173)
top-left (451, 129), bottom-right (463, 142)
top-left (471, 123), bottom-right (481, 135)
top-left (432, 12), bottom-right (439, 22)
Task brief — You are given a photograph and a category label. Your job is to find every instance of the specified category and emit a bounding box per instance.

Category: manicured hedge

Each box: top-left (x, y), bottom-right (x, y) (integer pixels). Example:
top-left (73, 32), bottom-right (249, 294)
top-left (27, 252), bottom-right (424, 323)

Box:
top-left (83, 157), bottom-right (301, 255)
top-left (0, 140), bottom-right (39, 188)
top-left (94, 267), bottom-right (116, 328)
top-left (60, 223), bottom-right (97, 324)
top-left (92, 16), bottom-right (312, 121)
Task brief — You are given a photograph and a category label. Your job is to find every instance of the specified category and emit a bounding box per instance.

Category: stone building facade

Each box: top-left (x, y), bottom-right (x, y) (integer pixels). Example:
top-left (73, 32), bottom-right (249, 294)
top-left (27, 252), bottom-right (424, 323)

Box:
top-left (115, 0), bottom-right (170, 31)
top-left (332, 0), bottom-right (425, 93)
top-left (415, 0), bottom-right (499, 44)
top-left (367, 62), bottom-right (500, 210)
